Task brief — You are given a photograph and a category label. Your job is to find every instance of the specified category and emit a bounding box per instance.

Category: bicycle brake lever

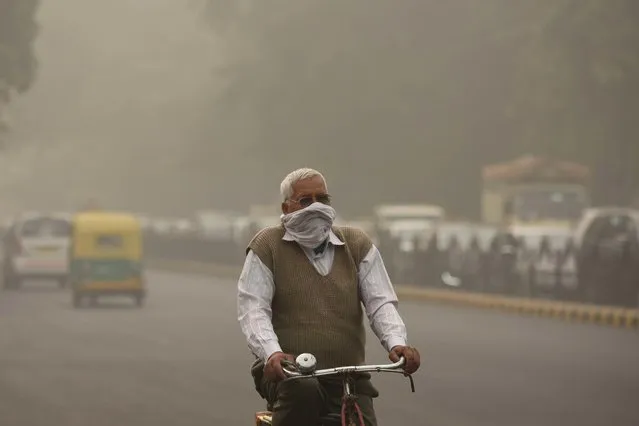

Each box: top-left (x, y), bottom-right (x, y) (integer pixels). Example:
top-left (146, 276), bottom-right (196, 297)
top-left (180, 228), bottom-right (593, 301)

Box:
top-left (404, 373), bottom-right (415, 392)
top-left (281, 359), bottom-right (298, 370)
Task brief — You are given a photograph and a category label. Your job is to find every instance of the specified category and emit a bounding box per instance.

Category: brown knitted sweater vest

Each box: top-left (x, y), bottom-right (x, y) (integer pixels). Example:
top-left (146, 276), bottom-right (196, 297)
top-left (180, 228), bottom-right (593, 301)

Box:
top-left (247, 225), bottom-right (373, 369)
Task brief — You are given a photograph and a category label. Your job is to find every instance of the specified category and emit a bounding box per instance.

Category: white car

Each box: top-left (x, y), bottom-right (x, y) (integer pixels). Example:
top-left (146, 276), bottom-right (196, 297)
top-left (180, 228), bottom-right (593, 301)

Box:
top-left (2, 213), bottom-right (72, 289)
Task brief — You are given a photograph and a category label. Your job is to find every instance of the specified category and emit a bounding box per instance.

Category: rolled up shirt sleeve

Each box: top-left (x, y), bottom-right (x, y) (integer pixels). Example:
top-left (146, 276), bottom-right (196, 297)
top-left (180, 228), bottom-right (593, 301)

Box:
top-left (237, 250), bottom-right (282, 361)
top-left (358, 244), bottom-right (408, 351)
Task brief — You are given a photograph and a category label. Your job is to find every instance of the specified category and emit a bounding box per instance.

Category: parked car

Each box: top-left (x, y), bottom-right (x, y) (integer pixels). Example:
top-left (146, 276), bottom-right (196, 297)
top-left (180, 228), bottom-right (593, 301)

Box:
top-left (574, 207), bottom-right (639, 307)
top-left (2, 213), bottom-right (72, 289)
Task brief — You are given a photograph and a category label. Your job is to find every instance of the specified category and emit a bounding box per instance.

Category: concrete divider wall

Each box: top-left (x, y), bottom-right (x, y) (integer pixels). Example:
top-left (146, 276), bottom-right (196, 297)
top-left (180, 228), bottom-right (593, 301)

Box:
top-left (141, 232), bottom-right (639, 330)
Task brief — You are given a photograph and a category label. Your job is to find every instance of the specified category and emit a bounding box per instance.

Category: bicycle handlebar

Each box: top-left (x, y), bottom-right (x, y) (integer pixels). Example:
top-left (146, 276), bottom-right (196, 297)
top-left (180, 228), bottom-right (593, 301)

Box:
top-left (282, 353), bottom-right (407, 378)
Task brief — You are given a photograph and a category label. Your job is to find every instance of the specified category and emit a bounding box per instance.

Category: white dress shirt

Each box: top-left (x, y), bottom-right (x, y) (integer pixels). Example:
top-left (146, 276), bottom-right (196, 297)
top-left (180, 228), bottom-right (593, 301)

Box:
top-left (237, 229), bottom-right (408, 361)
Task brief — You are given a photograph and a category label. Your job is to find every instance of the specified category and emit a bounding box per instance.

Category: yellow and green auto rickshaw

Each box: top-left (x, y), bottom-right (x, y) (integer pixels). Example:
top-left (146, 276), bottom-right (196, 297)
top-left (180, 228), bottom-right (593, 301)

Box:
top-left (69, 211), bottom-right (145, 308)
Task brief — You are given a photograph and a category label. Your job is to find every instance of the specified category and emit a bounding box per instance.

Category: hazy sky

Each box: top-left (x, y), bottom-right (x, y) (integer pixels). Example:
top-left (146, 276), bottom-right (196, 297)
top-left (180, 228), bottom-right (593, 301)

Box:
top-left (2, 0), bottom-right (226, 215)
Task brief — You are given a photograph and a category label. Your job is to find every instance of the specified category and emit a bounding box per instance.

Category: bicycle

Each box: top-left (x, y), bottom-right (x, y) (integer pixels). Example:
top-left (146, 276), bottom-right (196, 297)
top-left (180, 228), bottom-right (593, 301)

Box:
top-left (254, 353), bottom-right (416, 426)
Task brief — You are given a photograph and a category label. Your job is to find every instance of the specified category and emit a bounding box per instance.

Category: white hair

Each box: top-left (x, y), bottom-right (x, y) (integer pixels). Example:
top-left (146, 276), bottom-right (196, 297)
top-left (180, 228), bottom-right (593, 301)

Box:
top-left (280, 168), bottom-right (327, 201)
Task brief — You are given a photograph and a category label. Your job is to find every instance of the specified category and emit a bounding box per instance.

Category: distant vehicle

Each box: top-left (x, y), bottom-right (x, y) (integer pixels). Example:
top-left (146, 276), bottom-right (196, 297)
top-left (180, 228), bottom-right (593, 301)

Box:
top-left (481, 155), bottom-right (590, 228)
top-left (373, 204), bottom-right (445, 252)
top-left (573, 207), bottom-right (639, 307)
top-left (2, 213), bottom-right (72, 289)
top-left (573, 207), bottom-right (639, 248)
top-left (374, 204), bottom-right (445, 224)
top-left (69, 211), bottom-right (146, 308)
top-left (194, 210), bottom-right (238, 240)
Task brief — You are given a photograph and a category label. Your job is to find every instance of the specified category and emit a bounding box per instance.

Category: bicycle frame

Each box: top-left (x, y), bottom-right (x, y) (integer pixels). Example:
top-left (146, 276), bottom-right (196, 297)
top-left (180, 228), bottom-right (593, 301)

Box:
top-left (255, 353), bottom-right (415, 426)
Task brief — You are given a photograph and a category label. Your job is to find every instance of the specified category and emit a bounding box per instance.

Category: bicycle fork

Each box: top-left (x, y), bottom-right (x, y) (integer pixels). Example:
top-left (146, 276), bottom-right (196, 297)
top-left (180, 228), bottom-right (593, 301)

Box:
top-left (340, 379), bottom-right (366, 426)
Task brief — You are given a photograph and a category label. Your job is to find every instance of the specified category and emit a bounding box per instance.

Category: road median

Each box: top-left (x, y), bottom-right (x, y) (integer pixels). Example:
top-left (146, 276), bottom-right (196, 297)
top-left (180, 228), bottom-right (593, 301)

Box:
top-left (146, 258), bottom-right (639, 330)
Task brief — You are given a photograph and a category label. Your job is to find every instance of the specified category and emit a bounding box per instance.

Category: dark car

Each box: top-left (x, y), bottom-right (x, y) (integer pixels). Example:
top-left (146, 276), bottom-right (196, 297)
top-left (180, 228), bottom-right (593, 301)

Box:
top-left (575, 208), bottom-right (639, 307)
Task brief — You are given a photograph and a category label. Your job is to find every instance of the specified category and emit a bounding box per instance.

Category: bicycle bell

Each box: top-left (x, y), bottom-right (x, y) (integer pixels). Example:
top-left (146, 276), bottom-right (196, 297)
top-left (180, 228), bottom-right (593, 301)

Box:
top-left (295, 353), bottom-right (317, 373)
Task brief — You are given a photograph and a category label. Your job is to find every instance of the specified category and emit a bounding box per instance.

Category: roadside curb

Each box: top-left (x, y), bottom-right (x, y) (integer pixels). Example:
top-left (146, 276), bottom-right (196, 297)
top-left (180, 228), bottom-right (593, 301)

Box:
top-left (146, 258), bottom-right (639, 330)
top-left (397, 287), bottom-right (639, 329)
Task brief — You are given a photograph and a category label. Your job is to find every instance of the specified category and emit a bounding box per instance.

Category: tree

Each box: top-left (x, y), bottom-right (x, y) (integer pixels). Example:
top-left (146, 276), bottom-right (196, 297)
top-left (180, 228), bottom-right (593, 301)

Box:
top-left (0, 0), bottom-right (40, 145)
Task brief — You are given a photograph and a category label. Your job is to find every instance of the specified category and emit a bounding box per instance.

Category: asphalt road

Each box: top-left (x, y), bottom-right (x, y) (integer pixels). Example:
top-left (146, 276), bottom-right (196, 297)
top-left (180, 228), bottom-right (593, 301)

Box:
top-left (1, 271), bottom-right (637, 426)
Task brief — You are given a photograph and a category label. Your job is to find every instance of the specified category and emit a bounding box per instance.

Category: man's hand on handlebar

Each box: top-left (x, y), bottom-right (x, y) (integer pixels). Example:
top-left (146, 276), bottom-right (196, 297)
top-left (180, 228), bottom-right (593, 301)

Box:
top-left (389, 345), bottom-right (420, 374)
top-left (264, 351), bottom-right (295, 382)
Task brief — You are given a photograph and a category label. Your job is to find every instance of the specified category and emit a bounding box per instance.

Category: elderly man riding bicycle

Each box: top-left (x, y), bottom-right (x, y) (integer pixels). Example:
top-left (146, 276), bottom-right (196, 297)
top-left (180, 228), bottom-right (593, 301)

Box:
top-left (238, 167), bottom-right (421, 426)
